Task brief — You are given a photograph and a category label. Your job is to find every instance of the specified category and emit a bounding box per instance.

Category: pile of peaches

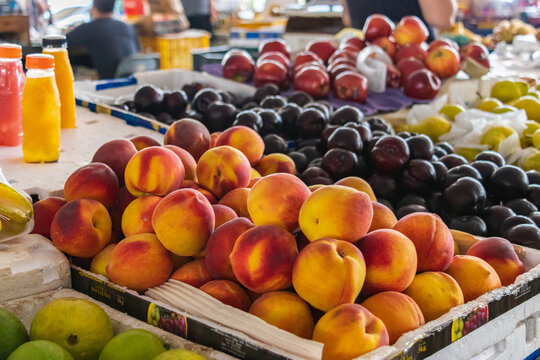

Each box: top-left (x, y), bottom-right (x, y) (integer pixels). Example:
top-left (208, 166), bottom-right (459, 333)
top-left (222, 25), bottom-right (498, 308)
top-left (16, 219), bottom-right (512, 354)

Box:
top-left (31, 120), bottom-right (526, 360)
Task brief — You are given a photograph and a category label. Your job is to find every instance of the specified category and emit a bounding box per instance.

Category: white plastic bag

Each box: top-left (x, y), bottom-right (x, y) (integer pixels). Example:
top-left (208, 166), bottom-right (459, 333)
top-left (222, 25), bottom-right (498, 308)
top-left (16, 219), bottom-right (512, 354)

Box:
top-left (356, 46), bottom-right (392, 93)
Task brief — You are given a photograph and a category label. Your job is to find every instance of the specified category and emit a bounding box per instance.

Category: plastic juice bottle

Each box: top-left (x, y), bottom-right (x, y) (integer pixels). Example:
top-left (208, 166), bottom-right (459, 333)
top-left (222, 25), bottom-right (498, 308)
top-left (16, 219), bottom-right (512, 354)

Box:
top-left (42, 35), bottom-right (76, 128)
top-left (0, 43), bottom-right (25, 146)
top-left (22, 54), bottom-right (61, 163)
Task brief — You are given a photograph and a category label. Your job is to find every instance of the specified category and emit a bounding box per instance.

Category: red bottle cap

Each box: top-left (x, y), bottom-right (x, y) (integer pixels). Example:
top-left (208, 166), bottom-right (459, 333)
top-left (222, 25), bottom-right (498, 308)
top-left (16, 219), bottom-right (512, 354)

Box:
top-left (26, 54), bottom-right (55, 69)
top-left (0, 43), bottom-right (22, 59)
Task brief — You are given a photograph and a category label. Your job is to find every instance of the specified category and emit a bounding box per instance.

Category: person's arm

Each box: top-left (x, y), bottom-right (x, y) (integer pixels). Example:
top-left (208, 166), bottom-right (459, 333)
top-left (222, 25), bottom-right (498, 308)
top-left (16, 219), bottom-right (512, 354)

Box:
top-left (418, 0), bottom-right (457, 30)
top-left (341, 0), bottom-right (351, 27)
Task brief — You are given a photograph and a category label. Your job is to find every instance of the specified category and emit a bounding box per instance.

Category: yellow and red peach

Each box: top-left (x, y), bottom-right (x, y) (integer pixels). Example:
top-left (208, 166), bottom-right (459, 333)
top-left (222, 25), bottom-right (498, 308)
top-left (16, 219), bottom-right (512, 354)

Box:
top-left (171, 258), bottom-right (213, 288)
top-left (192, 186), bottom-right (217, 204)
top-left (196, 146), bottom-right (252, 198)
top-left (292, 238), bottom-right (366, 312)
top-left (205, 217), bottom-right (254, 281)
top-left (50, 199), bottom-right (112, 258)
top-left (394, 212), bottom-right (454, 272)
top-left (31, 197), bottom-right (66, 239)
top-left (249, 291), bottom-right (315, 339)
top-left (369, 202), bottom-right (398, 232)
top-left (121, 195), bottom-right (161, 236)
top-left (218, 187), bottom-right (251, 218)
top-left (361, 291), bottom-right (425, 344)
top-left (199, 280), bottom-right (252, 311)
top-left (164, 145), bottom-right (198, 181)
top-left (403, 271), bottom-right (464, 322)
top-left (164, 118), bottom-right (211, 161)
top-left (64, 163), bottom-right (119, 209)
top-left (209, 132), bottom-right (220, 149)
top-left (335, 177), bottom-right (377, 201)
top-left (212, 204), bottom-right (238, 229)
top-left (251, 168), bottom-right (261, 179)
top-left (152, 189), bottom-right (215, 256)
top-left (106, 233), bottom-right (174, 291)
top-left (230, 225), bottom-right (298, 293)
top-left (92, 139), bottom-right (137, 184)
top-left (109, 186), bottom-right (136, 232)
top-left (357, 229), bottom-right (417, 294)
top-left (90, 244), bottom-right (116, 278)
top-left (466, 237), bottom-right (525, 286)
top-left (130, 135), bottom-right (160, 151)
top-left (312, 303), bottom-right (389, 360)
top-left (255, 154), bottom-right (296, 176)
top-left (124, 146), bottom-right (185, 197)
top-left (308, 184), bottom-right (325, 192)
top-left (216, 126), bottom-right (265, 165)
top-left (446, 255), bottom-right (502, 302)
top-left (247, 173), bottom-right (311, 233)
top-left (299, 185), bottom-right (373, 242)
top-left (248, 177), bottom-right (261, 188)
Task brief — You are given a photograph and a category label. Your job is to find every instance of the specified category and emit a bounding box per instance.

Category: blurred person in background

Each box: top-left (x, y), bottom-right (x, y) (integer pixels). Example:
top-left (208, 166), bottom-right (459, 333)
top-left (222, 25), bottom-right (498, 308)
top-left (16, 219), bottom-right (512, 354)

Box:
top-left (181, 0), bottom-right (216, 33)
top-left (341, 0), bottom-right (458, 39)
top-left (67, 0), bottom-right (140, 79)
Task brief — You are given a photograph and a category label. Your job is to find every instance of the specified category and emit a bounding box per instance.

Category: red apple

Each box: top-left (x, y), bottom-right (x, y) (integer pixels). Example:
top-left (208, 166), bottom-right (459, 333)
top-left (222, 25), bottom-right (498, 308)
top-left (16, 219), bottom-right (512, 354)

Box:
top-left (397, 57), bottom-right (426, 83)
top-left (305, 40), bottom-right (337, 64)
top-left (254, 59), bottom-right (289, 89)
top-left (363, 14), bottom-right (395, 42)
top-left (333, 71), bottom-right (368, 103)
top-left (340, 36), bottom-right (366, 51)
top-left (328, 49), bottom-right (356, 64)
top-left (395, 43), bottom-right (428, 63)
top-left (327, 58), bottom-right (356, 73)
top-left (371, 37), bottom-right (397, 58)
top-left (460, 42), bottom-right (490, 78)
top-left (294, 66), bottom-right (331, 99)
top-left (393, 16), bottom-right (429, 45)
top-left (259, 38), bottom-right (290, 58)
top-left (222, 49), bottom-right (255, 83)
top-left (256, 51), bottom-right (291, 69)
top-left (293, 51), bottom-right (324, 69)
top-left (428, 38), bottom-right (459, 52)
top-left (386, 63), bottom-right (402, 89)
top-left (340, 45), bottom-right (361, 57)
top-left (426, 45), bottom-right (460, 79)
top-left (403, 69), bottom-right (441, 99)
top-left (294, 60), bottom-right (326, 75)
top-left (329, 64), bottom-right (358, 79)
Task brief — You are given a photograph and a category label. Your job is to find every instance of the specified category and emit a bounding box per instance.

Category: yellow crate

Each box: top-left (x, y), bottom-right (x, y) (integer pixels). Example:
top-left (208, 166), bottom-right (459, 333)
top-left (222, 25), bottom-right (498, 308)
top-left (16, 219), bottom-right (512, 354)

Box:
top-left (156, 31), bottom-right (210, 70)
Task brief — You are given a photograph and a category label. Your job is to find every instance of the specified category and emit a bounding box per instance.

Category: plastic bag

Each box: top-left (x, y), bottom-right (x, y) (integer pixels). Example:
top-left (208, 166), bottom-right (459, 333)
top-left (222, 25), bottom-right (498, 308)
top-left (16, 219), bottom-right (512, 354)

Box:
top-left (356, 46), bottom-right (392, 93)
top-left (0, 167), bottom-right (34, 244)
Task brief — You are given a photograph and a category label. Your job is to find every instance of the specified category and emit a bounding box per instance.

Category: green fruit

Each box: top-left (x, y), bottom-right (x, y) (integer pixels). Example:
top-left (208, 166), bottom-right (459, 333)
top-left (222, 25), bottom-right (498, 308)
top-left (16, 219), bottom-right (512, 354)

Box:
top-left (98, 329), bottom-right (166, 360)
top-left (490, 80), bottom-right (523, 103)
top-left (408, 116), bottom-right (452, 143)
top-left (491, 105), bottom-right (518, 114)
top-left (439, 104), bottom-right (465, 121)
top-left (30, 298), bottom-right (114, 360)
top-left (480, 126), bottom-right (517, 151)
top-left (476, 97), bottom-right (503, 112)
top-left (7, 340), bottom-right (73, 360)
top-left (153, 349), bottom-right (206, 360)
top-left (0, 308), bottom-right (28, 360)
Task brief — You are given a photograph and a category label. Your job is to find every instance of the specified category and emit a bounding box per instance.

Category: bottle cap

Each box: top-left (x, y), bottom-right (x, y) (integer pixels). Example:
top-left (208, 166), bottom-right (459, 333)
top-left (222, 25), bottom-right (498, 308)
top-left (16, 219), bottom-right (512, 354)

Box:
top-left (26, 54), bottom-right (55, 69)
top-left (0, 43), bottom-right (22, 59)
top-left (42, 35), bottom-right (67, 48)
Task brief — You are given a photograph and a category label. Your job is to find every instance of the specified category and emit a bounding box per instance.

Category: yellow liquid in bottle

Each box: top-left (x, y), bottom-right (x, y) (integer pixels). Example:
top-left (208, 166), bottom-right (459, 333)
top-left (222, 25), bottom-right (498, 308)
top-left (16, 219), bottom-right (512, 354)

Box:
top-left (22, 74), bottom-right (61, 163)
top-left (43, 48), bottom-right (76, 128)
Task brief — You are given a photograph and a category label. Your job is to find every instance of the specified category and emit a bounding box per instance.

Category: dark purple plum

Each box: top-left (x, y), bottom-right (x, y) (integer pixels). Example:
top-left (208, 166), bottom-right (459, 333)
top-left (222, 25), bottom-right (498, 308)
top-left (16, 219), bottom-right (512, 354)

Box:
top-left (329, 105), bottom-right (364, 125)
top-left (436, 142), bottom-right (454, 154)
top-left (322, 148), bottom-right (359, 180)
top-left (396, 204), bottom-right (428, 219)
top-left (216, 90), bottom-right (234, 104)
top-left (204, 101), bottom-right (237, 132)
top-left (506, 224), bottom-right (540, 249)
top-left (369, 173), bottom-right (399, 201)
top-left (297, 108), bottom-right (327, 139)
top-left (396, 194), bottom-right (428, 209)
top-left (367, 117), bottom-right (393, 134)
top-left (122, 100), bottom-right (136, 112)
top-left (279, 103), bottom-right (302, 138)
top-left (505, 198), bottom-right (538, 216)
top-left (258, 109), bottom-right (283, 135)
top-left (433, 147), bottom-right (448, 158)
top-left (526, 184), bottom-right (540, 208)
top-left (288, 151), bottom-right (309, 173)
top-left (527, 170), bottom-right (540, 185)
top-left (439, 154), bottom-right (468, 169)
top-left (260, 95), bottom-right (287, 110)
top-left (397, 131), bottom-right (412, 139)
top-left (443, 165), bottom-right (483, 188)
top-left (370, 136), bottom-right (410, 174)
top-left (431, 161), bottom-right (448, 184)
top-left (529, 211), bottom-right (540, 227)
top-left (327, 127), bottom-right (363, 153)
top-left (192, 88), bottom-right (222, 114)
top-left (288, 91), bottom-right (313, 107)
top-left (300, 167), bottom-right (332, 186)
top-left (442, 177), bottom-right (486, 215)
top-left (298, 146), bottom-right (321, 163)
top-left (482, 205), bottom-right (516, 236)
top-left (475, 151), bottom-right (505, 167)
top-left (304, 102), bottom-right (330, 121)
top-left (134, 85), bottom-right (163, 115)
top-left (161, 90), bottom-right (189, 119)
top-left (297, 138), bottom-right (322, 150)
top-left (378, 199), bottom-right (395, 212)
top-left (263, 134), bottom-right (288, 154)
top-left (233, 110), bottom-right (263, 131)
top-left (470, 160), bottom-right (498, 182)
top-left (345, 122), bottom-right (372, 144)
top-left (450, 216), bottom-right (487, 236)
top-left (242, 101), bottom-right (259, 110)
top-left (489, 165), bottom-right (529, 202)
top-left (500, 215), bottom-right (536, 238)
top-left (321, 125), bottom-right (340, 148)
top-left (181, 82), bottom-right (203, 101)
top-left (401, 159), bottom-right (436, 192)
top-left (406, 134), bottom-right (434, 160)
top-left (254, 83), bottom-right (280, 103)
top-left (155, 112), bottom-right (174, 125)
top-left (309, 158), bottom-right (323, 168)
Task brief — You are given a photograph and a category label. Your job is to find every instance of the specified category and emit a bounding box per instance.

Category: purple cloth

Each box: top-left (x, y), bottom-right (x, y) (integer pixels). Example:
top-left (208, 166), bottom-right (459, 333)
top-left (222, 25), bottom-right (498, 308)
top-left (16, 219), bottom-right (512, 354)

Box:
top-left (201, 63), bottom-right (430, 115)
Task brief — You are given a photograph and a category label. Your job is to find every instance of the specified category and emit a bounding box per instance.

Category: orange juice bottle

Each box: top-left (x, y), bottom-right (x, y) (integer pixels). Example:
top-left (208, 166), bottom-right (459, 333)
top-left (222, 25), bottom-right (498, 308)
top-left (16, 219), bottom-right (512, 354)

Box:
top-left (22, 54), bottom-right (61, 163)
top-left (42, 35), bottom-right (76, 128)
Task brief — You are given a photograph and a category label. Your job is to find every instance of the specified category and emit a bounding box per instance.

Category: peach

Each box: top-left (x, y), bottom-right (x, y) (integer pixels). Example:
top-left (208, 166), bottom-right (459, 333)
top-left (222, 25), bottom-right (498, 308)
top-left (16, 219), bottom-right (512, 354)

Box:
top-left (230, 225), bottom-right (298, 293)
top-left (31, 197), bottom-right (66, 238)
top-left (164, 118), bottom-right (211, 161)
top-left (199, 280), bottom-right (252, 311)
top-left (171, 258), bottom-right (213, 288)
top-left (171, 254), bottom-right (191, 270)
top-left (50, 199), bottom-right (112, 258)
top-left (212, 204), bottom-right (238, 229)
top-left (64, 163), bottom-right (119, 209)
top-left (205, 217), bottom-right (254, 281)
top-left (152, 189), bottom-right (215, 256)
top-left (209, 132), bottom-right (220, 148)
top-left (361, 291), bottom-right (425, 344)
top-left (218, 188), bottom-right (250, 218)
top-left (313, 303), bottom-right (389, 360)
top-left (251, 168), bottom-right (261, 179)
top-left (308, 184), bottom-right (325, 192)
top-left (90, 244), bottom-right (116, 278)
top-left (121, 195), bottom-right (161, 236)
top-left (130, 135), bottom-right (160, 151)
top-left (335, 177), bottom-right (376, 201)
top-left (292, 238), bottom-right (366, 312)
top-left (164, 145), bottom-right (198, 181)
top-left (248, 177), bottom-right (261, 188)
top-left (92, 139), bottom-right (137, 184)
top-left (106, 233), bottom-right (174, 291)
top-left (357, 229), bottom-right (417, 294)
top-left (403, 271), bottom-right (464, 322)
top-left (298, 185), bottom-right (373, 242)
top-left (192, 186), bottom-right (217, 204)
top-left (466, 237), bottom-right (525, 286)
top-left (216, 126), bottom-right (265, 165)
top-left (249, 291), bottom-right (315, 339)
top-left (109, 186), bottom-right (136, 232)
top-left (196, 146), bottom-right (251, 198)
top-left (125, 146), bottom-right (185, 197)
top-left (369, 202), bottom-right (397, 231)
top-left (394, 212), bottom-right (454, 272)
top-left (446, 255), bottom-right (502, 302)
top-left (247, 173), bottom-right (311, 233)
top-left (255, 153), bottom-right (296, 176)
